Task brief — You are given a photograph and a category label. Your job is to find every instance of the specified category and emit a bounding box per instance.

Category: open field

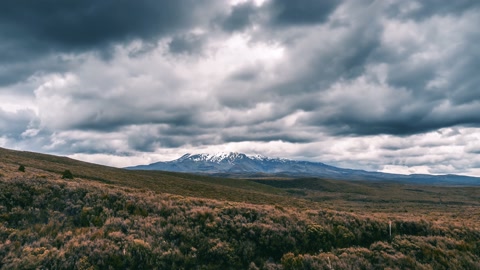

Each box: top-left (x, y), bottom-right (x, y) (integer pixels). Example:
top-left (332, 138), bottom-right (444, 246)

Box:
top-left (253, 178), bottom-right (480, 215)
top-left (1, 147), bottom-right (479, 269)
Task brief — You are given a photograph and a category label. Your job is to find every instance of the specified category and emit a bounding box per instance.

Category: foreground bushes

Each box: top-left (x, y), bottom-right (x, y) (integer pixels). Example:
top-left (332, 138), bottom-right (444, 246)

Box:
top-left (0, 176), bottom-right (479, 269)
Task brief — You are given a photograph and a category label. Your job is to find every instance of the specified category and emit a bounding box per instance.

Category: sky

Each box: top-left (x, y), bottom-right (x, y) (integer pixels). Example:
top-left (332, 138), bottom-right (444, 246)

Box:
top-left (1, 0), bottom-right (480, 176)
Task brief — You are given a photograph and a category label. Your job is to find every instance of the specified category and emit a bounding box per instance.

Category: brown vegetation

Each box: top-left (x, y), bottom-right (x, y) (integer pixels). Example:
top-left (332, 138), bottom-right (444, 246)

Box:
top-left (0, 147), bottom-right (479, 269)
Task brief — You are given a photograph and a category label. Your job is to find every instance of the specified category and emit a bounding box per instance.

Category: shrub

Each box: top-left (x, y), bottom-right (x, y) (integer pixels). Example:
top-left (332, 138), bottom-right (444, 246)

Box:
top-left (1, 172), bottom-right (479, 269)
top-left (62, 170), bottom-right (74, 179)
top-left (18, 165), bottom-right (25, 172)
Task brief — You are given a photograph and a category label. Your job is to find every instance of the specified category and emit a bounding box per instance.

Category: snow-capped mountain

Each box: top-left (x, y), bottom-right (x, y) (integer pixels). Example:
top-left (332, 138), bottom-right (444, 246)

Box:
top-left (127, 152), bottom-right (304, 174)
top-left (127, 152), bottom-right (390, 180)
top-left (126, 152), bottom-right (480, 185)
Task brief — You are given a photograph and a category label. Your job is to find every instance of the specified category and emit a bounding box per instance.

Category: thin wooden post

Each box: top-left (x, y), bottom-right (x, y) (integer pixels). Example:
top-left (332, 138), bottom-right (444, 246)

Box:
top-left (389, 220), bottom-right (392, 239)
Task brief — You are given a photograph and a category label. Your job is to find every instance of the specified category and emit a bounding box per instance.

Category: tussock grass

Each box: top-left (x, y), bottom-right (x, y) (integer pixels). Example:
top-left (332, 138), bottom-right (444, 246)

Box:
top-left (1, 147), bottom-right (479, 269)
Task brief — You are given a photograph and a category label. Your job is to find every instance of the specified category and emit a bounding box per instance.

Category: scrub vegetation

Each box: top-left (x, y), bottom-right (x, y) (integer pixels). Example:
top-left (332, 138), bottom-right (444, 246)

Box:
top-left (0, 147), bottom-right (479, 269)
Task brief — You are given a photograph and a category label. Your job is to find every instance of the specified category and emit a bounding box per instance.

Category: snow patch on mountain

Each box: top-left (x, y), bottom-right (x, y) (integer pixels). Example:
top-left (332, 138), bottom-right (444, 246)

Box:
top-left (176, 152), bottom-right (278, 163)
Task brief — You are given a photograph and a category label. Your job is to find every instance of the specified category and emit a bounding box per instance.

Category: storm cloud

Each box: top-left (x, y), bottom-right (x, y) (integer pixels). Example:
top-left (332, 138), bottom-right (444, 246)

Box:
top-left (0, 0), bottom-right (225, 84)
top-left (1, 0), bottom-right (480, 176)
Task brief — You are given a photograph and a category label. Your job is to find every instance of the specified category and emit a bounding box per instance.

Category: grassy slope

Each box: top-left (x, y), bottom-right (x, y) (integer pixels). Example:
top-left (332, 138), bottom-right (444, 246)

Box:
top-left (2, 146), bottom-right (480, 217)
top-left (0, 147), bottom-right (308, 207)
top-left (1, 147), bottom-right (480, 269)
top-left (2, 146), bottom-right (479, 218)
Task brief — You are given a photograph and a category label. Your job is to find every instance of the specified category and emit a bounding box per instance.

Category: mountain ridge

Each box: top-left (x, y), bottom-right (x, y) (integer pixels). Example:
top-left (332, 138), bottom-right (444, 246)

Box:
top-left (127, 152), bottom-right (480, 185)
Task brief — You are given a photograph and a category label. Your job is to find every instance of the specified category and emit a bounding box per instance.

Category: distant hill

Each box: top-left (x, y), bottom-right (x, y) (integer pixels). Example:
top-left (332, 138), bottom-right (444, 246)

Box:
top-left (127, 152), bottom-right (480, 185)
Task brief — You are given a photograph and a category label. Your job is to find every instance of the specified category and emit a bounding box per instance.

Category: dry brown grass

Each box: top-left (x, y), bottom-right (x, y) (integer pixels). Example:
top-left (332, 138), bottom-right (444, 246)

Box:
top-left (1, 147), bottom-right (479, 269)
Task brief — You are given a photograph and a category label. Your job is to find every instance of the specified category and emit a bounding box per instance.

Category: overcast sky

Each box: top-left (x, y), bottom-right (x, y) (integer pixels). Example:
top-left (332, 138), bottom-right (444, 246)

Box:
top-left (1, 0), bottom-right (480, 176)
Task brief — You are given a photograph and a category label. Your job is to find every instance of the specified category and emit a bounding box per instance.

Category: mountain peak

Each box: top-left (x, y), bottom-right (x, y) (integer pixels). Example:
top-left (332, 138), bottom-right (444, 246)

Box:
top-left (174, 152), bottom-right (292, 163)
top-left (249, 154), bottom-right (268, 160)
top-left (175, 152), bottom-right (249, 163)
top-left (129, 152), bottom-right (336, 175)
top-left (178, 153), bottom-right (193, 161)
top-left (208, 152), bottom-right (245, 162)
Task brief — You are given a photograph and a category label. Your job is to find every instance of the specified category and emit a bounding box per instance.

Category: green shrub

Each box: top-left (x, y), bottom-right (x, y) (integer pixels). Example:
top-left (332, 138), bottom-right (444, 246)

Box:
top-left (18, 165), bottom-right (25, 172)
top-left (62, 170), bottom-right (74, 179)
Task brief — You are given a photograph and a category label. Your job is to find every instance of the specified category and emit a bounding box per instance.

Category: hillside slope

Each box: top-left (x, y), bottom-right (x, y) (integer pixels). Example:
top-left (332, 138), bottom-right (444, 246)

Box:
top-left (0, 147), bottom-right (301, 206)
top-left (1, 147), bottom-right (480, 269)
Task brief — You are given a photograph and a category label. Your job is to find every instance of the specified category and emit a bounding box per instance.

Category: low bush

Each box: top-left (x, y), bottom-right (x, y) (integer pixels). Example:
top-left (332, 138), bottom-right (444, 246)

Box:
top-left (0, 177), bottom-right (479, 269)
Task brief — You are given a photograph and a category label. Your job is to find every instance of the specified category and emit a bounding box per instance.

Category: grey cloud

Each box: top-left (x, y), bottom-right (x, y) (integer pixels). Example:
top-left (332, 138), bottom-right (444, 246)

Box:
top-left (252, 0), bottom-right (480, 136)
top-left (229, 67), bottom-right (260, 81)
top-left (306, 100), bottom-right (480, 136)
top-left (32, 56), bottom-right (206, 133)
top-left (55, 139), bottom-right (125, 156)
top-left (20, 129), bottom-right (129, 156)
top-left (168, 34), bottom-right (206, 55)
top-left (266, 0), bottom-right (342, 26)
top-left (379, 141), bottom-right (413, 151)
top-left (0, 67), bottom-right (38, 87)
top-left (264, 2), bottom-right (382, 98)
top-left (220, 0), bottom-right (342, 33)
top-left (126, 125), bottom-right (216, 150)
top-left (222, 133), bottom-right (312, 144)
top-left (217, 64), bottom-right (272, 108)
top-left (218, 116), bottom-right (318, 144)
top-left (37, 0), bottom-right (480, 141)
top-left (0, 0), bottom-right (220, 51)
top-left (221, 2), bottom-right (257, 32)
top-left (0, 53), bottom-right (76, 87)
top-left (50, 104), bottom-right (197, 132)
top-left (126, 127), bottom-right (162, 152)
top-left (446, 42), bottom-right (480, 106)
top-left (317, 117), bottom-right (443, 136)
top-left (465, 146), bottom-right (480, 155)
top-left (0, 0), bottom-right (225, 85)
top-left (369, 128), bottom-right (480, 175)
top-left (386, 62), bottom-right (437, 93)
top-left (380, 16), bottom-right (480, 108)
top-left (0, 109), bottom-right (36, 138)
top-left (122, 109), bottom-right (316, 151)
top-left (215, 86), bottom-right (267, 109)
top-left (385, 0), bottom-right (480, 20)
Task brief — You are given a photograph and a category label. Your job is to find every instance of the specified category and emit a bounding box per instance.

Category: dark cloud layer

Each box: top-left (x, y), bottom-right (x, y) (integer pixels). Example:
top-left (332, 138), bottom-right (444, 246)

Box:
top-left (0, 0), bottom-right (223, 85)
top-left (1, 0), bottom-right (480, 175)
top-left (0, 0), bottom-right (219, 50)
top-left (267, 0), bottom-right (341, 26)
top-left (221, 2), bottom-right (257, 32)
top-left (168, 34), bottom-right (206, 55)
top-left (386, 0), bottom-right (480, 20)
top-left (0, 109), bottom-right (35, 139)
top-left (255, 0), bottom-right (480, 136)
